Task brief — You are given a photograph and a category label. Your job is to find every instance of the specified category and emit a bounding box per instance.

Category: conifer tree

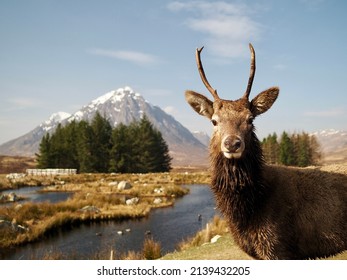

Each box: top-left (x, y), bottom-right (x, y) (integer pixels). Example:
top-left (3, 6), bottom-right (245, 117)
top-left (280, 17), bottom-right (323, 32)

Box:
top-left (279, 131), bottom-right (295, 166)
top-left (36, 133), bottom-right (52, 168)
top-left (90, 112), bottom-right (112, 172)
top-left (296, 133), bottom-right (311, 167)
top-left (109, 123), bottom-right (133, 173)
top-left (76, 120), bottom-right (94, 172)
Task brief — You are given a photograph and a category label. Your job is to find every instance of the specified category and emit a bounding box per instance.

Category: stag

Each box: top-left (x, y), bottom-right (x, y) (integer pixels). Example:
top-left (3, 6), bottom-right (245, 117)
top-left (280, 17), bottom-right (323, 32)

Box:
top-left (185, 44), bottom-right (347, 259)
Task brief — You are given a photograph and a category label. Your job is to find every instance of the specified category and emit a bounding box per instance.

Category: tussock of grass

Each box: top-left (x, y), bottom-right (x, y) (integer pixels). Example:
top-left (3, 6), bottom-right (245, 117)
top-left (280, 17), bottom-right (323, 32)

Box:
top-left (142, 237), bottom-right (162, 260)
top-left (178, 216), bottom-right (228, 251)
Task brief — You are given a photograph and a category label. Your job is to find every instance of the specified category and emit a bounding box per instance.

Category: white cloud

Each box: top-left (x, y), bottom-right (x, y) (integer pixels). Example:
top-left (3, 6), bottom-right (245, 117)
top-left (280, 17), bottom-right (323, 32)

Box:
top-left (164, 106), bottom-right (179, 115)
top-left (88, 49), bottom-right (161, 65)
top-left (5, 97), bottom-right (42, 111)
top-left (304, 107), bottom-right (346, 117)
top-left (168, 1), bottom-right (261, 58)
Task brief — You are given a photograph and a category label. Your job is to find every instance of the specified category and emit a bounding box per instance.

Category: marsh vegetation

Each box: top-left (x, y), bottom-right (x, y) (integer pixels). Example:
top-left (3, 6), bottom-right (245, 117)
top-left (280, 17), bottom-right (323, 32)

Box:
top-left (0, 171), bottom-right (210, 250)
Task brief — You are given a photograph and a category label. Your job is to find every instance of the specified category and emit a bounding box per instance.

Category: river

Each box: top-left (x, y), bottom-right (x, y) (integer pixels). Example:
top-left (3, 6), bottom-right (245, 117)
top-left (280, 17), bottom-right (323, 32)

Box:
top-left (0, 184), bottom-right (217, 259)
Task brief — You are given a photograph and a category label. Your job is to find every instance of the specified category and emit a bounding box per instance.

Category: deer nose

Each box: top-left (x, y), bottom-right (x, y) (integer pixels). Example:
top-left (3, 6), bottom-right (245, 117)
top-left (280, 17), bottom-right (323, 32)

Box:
top-left (224, 137), bottom-right (242, 153)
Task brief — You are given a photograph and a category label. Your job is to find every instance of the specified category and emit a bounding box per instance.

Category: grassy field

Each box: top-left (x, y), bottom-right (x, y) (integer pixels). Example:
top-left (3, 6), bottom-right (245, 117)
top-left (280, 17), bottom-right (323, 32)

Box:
top-left (0, 155), bottom-right (36, 174)
top-left (162, 216), bottom-right (347, 260)
top-left (162, 234), bottom-right (347, 260)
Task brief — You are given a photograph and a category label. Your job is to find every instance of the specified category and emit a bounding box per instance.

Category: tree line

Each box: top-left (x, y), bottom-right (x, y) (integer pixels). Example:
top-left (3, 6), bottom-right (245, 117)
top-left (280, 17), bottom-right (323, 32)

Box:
top-left (36, 112), bottom-right (172, 173)
top-left (261, 131), bottom-right (321, 167)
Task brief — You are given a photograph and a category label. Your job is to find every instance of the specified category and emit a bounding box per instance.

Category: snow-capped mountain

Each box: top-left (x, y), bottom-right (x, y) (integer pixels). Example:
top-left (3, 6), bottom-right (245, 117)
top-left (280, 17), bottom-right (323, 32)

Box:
top-left (41, 112), bottom-right (72, 132)
top-left (0, 87), bottom-right (208, 166)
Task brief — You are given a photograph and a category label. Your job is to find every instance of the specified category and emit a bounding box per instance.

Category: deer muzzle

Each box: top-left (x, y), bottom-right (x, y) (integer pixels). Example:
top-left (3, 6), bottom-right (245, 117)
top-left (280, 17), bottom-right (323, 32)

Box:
top-left (222, 135), bottom-right (245, 159)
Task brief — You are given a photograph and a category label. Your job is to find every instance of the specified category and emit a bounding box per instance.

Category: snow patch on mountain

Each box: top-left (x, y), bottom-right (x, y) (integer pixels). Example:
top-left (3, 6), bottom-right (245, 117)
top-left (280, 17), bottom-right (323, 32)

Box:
top-left (40, 112), bottom-right (71, 132)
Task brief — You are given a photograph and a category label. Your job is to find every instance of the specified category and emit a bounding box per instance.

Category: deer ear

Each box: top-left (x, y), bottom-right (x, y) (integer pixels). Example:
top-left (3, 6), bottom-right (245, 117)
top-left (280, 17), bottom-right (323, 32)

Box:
top-left (251, 87), bottom-right (279, 116)
top-left (185, 90), bottom-right (214, 119)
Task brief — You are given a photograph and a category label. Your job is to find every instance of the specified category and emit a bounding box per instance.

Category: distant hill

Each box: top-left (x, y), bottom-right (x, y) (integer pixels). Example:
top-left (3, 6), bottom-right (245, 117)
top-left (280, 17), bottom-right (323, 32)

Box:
top-left (311, 129), bottom-right (347, 164)
top-left (0, 155), bottom-right (36, 174)
top-left (0, 87), bottom-right (208, 166)
top-left (192, 131), bottom-right (210, 147)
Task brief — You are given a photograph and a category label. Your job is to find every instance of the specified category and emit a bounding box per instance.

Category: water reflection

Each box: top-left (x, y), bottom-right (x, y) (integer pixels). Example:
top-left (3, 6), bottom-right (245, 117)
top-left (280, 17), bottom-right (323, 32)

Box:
top-left (1, 186), bottom-right (73, 205)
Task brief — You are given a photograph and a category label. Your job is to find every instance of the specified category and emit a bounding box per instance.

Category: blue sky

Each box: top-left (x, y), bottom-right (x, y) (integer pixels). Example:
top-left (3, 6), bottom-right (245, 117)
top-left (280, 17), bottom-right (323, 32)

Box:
top-left (1, 0), bottom-right (346, 145)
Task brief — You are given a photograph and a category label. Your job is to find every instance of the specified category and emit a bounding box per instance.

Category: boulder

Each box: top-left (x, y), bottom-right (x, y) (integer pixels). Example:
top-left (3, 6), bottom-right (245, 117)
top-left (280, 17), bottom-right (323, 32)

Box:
top-left (117, 181), bottom-right (132, 190)
top-left (210, 235), bottom-right (222, 244)
top-left (153, 187), bottom-right (165, 194)
top-left (0, 219), bottom-right (28, 233)
top-left (14, 204), bottom-right (23, 211)
top-left (153, 198), bottom-right (163, 204)
top-left (79, 205), bottom-right (100, 213)
top-left (8, 192), bottom-right (18, 202)
top-left (125, 197), bottom-right (139, 205)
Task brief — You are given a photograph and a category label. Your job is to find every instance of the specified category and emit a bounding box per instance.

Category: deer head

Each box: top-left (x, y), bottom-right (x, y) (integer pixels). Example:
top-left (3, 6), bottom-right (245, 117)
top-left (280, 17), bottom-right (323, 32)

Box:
top-left (185, 44), bottom-right (279, 159)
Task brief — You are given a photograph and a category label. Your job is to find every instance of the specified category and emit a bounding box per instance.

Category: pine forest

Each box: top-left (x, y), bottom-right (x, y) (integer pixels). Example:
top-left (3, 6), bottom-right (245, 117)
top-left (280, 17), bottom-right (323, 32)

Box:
top-left (36, 112), bottom-right (172, 173)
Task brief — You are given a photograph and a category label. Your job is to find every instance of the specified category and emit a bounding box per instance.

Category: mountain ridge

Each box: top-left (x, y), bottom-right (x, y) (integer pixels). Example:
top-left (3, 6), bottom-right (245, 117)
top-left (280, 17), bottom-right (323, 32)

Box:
top-left (0, 87), bottom-right (208, 166)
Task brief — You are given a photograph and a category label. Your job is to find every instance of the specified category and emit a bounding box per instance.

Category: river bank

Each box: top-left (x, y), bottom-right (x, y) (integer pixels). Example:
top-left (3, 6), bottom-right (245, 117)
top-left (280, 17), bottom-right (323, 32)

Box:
top-left (0, 172), bottom-right (210, 251)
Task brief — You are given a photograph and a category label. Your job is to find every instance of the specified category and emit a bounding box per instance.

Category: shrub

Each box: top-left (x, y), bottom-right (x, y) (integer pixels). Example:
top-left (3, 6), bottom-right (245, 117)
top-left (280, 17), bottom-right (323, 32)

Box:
top-left (142, 237), bottom-right (162, 260)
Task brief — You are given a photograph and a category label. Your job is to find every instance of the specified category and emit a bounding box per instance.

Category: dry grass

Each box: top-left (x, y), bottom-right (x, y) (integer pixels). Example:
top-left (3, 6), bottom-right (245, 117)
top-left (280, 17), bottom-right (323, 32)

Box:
top-left (142, 237), bottom-right (162, 260)
top-left (0, 155), bottom-right (36, 174)
top-left (163, 216), bottom-right (347, 260)
top-left (0, 171), bottom-right (210, 191)
top-left (178, 216), bottom-right (228, 251)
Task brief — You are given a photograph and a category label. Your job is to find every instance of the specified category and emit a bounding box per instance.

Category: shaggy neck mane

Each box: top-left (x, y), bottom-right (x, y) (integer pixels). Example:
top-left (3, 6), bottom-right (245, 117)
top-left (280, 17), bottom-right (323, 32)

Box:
top-left (210, 131), bottom-right (267, 230)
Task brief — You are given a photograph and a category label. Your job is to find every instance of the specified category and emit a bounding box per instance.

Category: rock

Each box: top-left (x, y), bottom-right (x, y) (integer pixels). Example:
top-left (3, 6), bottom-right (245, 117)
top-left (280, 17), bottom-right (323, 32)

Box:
top-left (117, 181), bottom-right (132, 190)
top-left (210, 235), bottom-right (222, 244)
top-left (0, 219), bottom-right (28, 233)
top-left (79, 205), bottom-right (101, 213)
top-left (14, 204), bottom-right (23, 211)
top-left (125, 197), bottom-right (139, 205)
top-left (16, 224), bottom-right (28, 233)
top-left (8, 192), bottom-right (18, 202)
top-left (153, 187), bottom-right (165, 194)
top-left (153, 198), bottom-right (162, 205)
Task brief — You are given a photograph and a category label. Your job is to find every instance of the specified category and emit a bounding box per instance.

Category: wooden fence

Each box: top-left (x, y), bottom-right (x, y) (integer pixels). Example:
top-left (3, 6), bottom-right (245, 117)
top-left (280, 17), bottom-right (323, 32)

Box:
top-left (26, 169), bottom-right (77, 176)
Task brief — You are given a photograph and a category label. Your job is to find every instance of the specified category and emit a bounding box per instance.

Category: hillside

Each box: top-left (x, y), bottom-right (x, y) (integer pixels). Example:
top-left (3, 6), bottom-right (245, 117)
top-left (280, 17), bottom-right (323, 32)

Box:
top-left (0, 155), bottom-right (36, 174)
top-left (312, 129), bottom-right (347, 164)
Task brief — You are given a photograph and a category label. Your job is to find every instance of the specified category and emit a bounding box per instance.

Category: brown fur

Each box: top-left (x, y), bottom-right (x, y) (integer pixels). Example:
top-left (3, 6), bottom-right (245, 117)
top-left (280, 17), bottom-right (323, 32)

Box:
top-left (210, 130), bottom-right (347, 259)
top-left (185, 45), bottom-right (347, 259)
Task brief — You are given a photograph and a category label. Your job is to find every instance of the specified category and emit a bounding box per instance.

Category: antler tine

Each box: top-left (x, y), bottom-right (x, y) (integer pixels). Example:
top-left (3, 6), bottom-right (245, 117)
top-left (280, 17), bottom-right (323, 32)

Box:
top-left (196, 47), bottom-right (220, 100)
top-left (243, 43), bottom-right (256, 100)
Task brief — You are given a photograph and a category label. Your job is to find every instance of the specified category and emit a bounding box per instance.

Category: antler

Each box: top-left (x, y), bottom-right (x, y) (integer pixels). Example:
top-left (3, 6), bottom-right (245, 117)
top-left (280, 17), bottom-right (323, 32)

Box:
top-left (243, 43), bottom-right (256, 100)
top-left (196, 47), bottom-right (220, 100)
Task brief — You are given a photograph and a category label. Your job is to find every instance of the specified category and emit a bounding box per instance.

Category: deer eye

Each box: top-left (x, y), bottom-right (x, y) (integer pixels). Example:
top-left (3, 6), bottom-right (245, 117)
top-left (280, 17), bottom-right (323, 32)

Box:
top-left (211, 119), bottom-right (218, 126)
